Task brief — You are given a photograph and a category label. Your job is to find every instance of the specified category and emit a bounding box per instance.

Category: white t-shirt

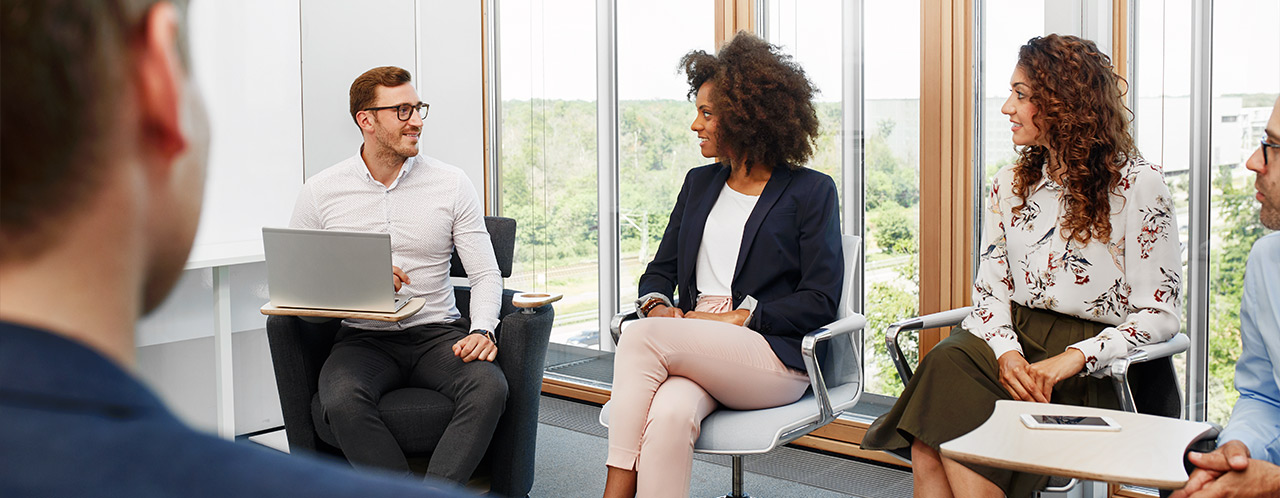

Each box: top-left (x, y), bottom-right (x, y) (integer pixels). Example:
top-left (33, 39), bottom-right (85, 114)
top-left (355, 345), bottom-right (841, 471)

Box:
top-left (695, 183), bottom-right (760, 297)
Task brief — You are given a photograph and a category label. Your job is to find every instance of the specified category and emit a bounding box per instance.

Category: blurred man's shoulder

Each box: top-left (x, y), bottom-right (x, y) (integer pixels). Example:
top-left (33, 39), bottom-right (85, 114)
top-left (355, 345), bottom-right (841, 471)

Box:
top-left (0, 322), bottom-right (464, 498)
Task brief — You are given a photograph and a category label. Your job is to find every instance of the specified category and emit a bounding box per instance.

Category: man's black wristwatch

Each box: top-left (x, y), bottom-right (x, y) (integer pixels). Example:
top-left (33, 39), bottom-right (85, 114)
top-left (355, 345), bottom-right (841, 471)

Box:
top-left (474, 329), bottom-right (497, 345)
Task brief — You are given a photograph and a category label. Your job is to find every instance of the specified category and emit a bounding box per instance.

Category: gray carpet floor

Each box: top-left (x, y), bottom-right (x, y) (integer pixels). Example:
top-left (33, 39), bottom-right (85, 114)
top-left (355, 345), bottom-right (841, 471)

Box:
top-left (245, 393), bottom-right (914, 497)
top-left (533, 395), bottom-right (912, 498)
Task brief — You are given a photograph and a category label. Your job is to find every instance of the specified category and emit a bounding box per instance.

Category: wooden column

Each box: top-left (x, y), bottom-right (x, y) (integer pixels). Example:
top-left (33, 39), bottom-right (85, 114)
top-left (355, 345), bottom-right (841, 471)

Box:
top-left (715, 0), bottom-right (755, 47)
top-left (918, 0), bottom-right (975, 355)
top-left (1112, 0), bottom-right (1132, 113)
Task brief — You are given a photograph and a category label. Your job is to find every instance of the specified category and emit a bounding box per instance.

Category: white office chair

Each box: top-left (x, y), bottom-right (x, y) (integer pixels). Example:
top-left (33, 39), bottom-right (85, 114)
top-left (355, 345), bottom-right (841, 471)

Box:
top-left (884, 306), bottom-right (1189, 493)
top-left (600, 235), bottom-right (865, 498)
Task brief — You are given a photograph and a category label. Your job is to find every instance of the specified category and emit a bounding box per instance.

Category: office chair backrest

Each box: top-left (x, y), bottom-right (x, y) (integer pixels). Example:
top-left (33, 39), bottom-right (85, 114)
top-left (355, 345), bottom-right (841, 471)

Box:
top-left (837, 235), bottom-right (862, 320)
top-left (821, 235), bottom-right (863, 389)
top-left (1128, 357), bottom-right (1182, 418)
top-left (449, 216), bottom-right (516, 278)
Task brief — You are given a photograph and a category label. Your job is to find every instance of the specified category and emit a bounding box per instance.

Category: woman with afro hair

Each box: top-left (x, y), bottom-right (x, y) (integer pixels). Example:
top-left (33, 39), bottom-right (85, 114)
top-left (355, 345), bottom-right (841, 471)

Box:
top-left (862, 34), bottom-right (1183, 497)
top-left (603, 32), bottom-right (843, 498)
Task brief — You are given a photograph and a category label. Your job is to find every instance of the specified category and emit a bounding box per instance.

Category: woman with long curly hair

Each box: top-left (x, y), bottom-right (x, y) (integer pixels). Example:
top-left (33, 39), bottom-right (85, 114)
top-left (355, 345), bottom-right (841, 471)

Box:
top-left (862, 34), bottom-right (1183, 497)
top-left (603, 32), bottom-right (842, 498)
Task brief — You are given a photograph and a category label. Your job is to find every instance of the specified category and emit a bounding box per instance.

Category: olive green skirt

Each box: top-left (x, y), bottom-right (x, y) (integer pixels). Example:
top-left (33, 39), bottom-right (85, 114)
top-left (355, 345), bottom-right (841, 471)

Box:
top-left (862, 302), bottom-right (1120, 498)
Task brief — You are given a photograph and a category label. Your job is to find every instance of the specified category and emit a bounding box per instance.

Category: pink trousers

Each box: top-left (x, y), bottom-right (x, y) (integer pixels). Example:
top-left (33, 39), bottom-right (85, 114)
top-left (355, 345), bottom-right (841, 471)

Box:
top-left (605, 313), bottom-right (810, 498)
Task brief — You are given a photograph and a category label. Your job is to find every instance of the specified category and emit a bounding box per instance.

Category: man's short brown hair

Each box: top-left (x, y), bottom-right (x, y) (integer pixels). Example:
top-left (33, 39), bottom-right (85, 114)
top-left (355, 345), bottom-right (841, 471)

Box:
top-left (349, 66), bottom-right (413, 126)
top-left (0, 0), bottom-right (187, 261)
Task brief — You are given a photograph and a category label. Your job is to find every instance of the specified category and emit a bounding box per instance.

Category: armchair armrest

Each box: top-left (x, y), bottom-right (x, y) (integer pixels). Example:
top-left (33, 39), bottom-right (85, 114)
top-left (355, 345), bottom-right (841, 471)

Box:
top-left (801, 314), bottom-right (867, 427)
top-left (885, 307), bottom-right (972, 383)
top-left (486, 290), bottom-right (555, 497)
top-left (264, 315), bottom-right (341, 455)
top-left (512, 292), bottom-right (563, 313)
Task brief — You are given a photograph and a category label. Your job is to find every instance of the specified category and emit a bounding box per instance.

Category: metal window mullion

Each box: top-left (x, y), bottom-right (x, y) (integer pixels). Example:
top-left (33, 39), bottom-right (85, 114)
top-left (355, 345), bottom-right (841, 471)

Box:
top-left (973, 0), bottom-right (986, 277)
top-left (755, 0), bottom-right (768, 39)
top-left (1185, 0), bottom-right (1212, 423)
top-left (597, 0), bottom-right (620, 352)
top-left (842, 0), bottom-right (864, 315)
top-left (485, 0), bottom-right (502, 215)
top-left (1127, 0), bottom-right (1138, 136)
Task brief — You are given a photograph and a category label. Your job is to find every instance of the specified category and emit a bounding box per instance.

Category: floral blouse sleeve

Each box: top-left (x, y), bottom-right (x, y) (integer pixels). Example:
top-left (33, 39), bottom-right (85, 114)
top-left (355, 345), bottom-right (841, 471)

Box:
top-left (1068, 161), bottom-right (1183, 374)
top-left (963, 167), bottom-right (1023, 360)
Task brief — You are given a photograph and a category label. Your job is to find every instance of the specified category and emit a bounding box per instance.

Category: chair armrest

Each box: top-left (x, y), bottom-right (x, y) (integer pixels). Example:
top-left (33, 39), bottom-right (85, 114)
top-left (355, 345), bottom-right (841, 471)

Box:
top-left (801, 314), bottom-right (867, 426)
top-left (264, 315), bottom-right (341, 455)
top-left (885, 307), bottom-right (973, 383)
top-left (1126, 333), bottom-right (1190, 365)
top-left (488, 295), bottom-right (554, 497)
top-left (609, 311), bottom-right (638, 346)
top-left (611, 297), bottom-right (684, 346)
top-left (1094, 333), bottom-right (1190, 379)
top-left (512, 292), bottom-right (562, 312)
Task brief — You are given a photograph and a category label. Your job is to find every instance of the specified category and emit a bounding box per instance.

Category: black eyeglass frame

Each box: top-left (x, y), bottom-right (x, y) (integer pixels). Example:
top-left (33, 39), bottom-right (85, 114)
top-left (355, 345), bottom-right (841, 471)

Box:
top-left (363, 102), bottom-right (430, 121)
top-left (1262, 138), bottom-right (1280, 167)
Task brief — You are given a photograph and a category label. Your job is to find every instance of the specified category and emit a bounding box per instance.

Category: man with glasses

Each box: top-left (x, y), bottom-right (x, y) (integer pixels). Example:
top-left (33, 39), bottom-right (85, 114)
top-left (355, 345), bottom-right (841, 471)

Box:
top-left (289, 66), bottom-right (507, 485)
top-left (1175, 97), bottom-right (1280, 498)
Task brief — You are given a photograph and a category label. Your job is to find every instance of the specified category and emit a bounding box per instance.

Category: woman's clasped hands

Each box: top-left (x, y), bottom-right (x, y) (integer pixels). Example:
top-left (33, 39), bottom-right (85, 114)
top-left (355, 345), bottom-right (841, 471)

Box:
top-left (996, 349), bottom-right (1086, 403)
top-left (647, 304), bottom-right (750, 327)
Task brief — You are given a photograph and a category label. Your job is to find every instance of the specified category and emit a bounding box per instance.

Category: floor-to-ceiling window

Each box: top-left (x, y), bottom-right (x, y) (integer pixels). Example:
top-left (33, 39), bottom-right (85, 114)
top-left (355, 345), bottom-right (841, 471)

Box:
top-left (615, 1), bottom-right (716, 323)
top-left (764, 0), bottom-right (923, 405)
top-left (497, 0), bottom-right (599, 350)
top-left (1205, 0), bottom-right (1278, 424)
top-left (1134, 0), bottom-right (1278, 424)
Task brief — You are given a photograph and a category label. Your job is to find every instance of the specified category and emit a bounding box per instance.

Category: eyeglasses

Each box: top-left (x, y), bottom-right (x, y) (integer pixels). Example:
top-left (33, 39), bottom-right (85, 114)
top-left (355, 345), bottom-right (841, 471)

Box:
top-left (1262, 138), bottom-right (1280, 167)
top-left (363, 102), bottom-right (429, 121)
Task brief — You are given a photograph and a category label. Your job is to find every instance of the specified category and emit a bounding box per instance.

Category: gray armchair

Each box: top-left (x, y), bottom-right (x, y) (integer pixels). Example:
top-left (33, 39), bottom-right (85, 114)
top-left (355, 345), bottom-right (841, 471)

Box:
top-left (265, 217), bottom-right (553, 498)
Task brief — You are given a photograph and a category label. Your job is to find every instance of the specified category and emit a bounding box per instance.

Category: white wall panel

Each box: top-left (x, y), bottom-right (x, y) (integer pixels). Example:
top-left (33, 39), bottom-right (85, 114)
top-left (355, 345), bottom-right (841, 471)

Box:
top-left (136, 336), bottom-right (217, 432)
top-left (301, 0), bottom-right (418, 179)
top-left (136, 329), bottom-right (282, 435)
top-left (418, 0), bottom-right (486, 193)
top-left (136, 269), bottom-right (214, 347)
top-left (187, 0), bottom-right (304, 252)
top-left (230, 262), bottom-right (271, 332)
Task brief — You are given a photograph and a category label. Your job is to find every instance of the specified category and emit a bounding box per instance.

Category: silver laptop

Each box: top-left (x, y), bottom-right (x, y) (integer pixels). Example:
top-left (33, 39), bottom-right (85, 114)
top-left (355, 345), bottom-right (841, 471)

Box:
top-left (262, 227), bottom-right (411, 313)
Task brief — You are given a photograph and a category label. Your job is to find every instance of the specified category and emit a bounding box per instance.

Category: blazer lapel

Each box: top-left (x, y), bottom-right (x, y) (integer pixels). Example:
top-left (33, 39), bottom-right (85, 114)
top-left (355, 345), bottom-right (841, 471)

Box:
top-left (732, 166), bottom-right (792, 284)
top-left (678, 163), bottom-right (731, 291)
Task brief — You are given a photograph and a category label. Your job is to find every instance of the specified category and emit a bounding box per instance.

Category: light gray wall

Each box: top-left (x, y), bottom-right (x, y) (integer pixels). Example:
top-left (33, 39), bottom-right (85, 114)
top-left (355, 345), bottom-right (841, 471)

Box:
top-left (301, 0), bottom-right (418, 179)
top-left (418, 0), bottom-right (485, 181)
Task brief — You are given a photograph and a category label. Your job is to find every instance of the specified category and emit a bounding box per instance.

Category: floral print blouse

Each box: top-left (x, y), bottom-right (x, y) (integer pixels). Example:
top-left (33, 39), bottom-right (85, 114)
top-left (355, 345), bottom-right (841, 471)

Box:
top-left (961, 158), bottom-right (1184, 375)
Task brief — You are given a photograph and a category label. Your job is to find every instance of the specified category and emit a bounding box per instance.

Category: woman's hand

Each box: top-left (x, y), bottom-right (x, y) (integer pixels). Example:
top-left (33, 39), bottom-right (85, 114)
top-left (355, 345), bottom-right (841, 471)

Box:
top-left (646, 304), bottom-right (685, 318)
top-left (684, 309), bottom-right (750, 327)
top-left (997, 351), bottom-right (1044, 402)
top-left (997, 349), bottom-right (1086, 403)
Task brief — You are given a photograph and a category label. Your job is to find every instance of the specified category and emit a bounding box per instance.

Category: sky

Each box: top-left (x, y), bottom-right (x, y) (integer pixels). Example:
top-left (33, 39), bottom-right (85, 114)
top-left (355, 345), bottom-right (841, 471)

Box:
top-left (497, 0), bottom-right (1278, 103)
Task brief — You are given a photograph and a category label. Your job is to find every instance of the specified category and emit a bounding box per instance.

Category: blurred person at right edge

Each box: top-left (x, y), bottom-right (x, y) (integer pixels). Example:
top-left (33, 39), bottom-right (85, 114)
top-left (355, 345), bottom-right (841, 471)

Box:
top-left (1173, 97), bottom-right (1280, 498)
top-left (862, 34), bottom-right (1183, 498)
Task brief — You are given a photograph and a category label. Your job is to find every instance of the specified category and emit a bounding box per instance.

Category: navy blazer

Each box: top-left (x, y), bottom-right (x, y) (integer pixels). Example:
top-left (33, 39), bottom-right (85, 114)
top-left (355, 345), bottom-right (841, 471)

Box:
top-left (0, 322), bottom-right (467, 498)
top-left (637, 163), bottom-right (844, 371)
